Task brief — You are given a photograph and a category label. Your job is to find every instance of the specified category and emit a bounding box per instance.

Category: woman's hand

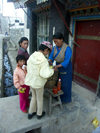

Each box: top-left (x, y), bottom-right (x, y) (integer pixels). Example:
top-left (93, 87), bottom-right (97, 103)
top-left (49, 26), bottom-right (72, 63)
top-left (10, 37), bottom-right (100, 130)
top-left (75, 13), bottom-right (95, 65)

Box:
top-left (54, 64), bottom-right (62, 71)
top-left (54, 66), bottom-right (58, 71)
top-left (48, 59), bottom-right (53, 66)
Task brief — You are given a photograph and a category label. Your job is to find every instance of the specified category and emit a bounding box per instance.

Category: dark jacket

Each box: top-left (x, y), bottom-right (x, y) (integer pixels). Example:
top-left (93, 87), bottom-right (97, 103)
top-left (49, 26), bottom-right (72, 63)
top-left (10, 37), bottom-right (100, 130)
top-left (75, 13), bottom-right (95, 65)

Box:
top-left (18, 47), bottom-right (29, 61)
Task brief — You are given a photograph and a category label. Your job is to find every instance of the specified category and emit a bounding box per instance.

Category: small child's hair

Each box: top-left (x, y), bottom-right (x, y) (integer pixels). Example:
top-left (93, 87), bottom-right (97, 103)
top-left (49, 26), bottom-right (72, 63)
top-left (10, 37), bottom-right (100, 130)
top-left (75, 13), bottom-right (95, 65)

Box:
top-left (39, 44), bottom-right (50, 51)
top-left (18, 37), bottom-right (28, 47)
top-left (16, 55), bottom-right (26, 63)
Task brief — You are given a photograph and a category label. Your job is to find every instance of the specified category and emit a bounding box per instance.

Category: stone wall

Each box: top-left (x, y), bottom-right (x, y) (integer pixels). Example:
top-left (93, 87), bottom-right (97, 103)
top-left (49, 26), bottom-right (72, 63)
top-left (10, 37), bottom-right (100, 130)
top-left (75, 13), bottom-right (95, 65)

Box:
top-left (0, 35), bottom-right (5, 97)
top-left (9, 28), bottom-right (24, 48)
top-left (0, 14), bottom-right (9, 34)
top-left (8, 28), bottom-right (28, 72)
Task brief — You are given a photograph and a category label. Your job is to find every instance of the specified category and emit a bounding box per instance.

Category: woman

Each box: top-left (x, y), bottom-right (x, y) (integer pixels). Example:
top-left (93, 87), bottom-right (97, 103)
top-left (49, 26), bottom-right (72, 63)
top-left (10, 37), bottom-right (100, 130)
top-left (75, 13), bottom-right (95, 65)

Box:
top-left (49, 32), bottom-right (72, 103)
top-left (18, 37), bottom-right (29, 63)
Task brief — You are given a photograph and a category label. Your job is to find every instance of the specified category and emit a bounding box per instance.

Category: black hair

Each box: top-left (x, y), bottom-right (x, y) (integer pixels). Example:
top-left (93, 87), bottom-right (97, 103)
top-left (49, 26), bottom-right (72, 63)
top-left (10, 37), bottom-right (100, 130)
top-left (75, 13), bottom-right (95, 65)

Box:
top-left (39, 44), bottom-right (50, 51)
top-left (53, 32), bottom-right (64, 40)
top-left (16, 55), bottom-right (26, 63)
top-left (18, 37), bottom-right (28, 47)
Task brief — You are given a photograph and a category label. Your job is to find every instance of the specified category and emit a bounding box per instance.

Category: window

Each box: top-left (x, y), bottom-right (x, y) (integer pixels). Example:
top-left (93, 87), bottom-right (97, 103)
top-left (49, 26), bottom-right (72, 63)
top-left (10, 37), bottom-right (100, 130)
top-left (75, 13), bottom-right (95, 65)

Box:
top-left (37, 0), bottom-right (48, 4)
top-left (37, 14), bottom-right (49, 49)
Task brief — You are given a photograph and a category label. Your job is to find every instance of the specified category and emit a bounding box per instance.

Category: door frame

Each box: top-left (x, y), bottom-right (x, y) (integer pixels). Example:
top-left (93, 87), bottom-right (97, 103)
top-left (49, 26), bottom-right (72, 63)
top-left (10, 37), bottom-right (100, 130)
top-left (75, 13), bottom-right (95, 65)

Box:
top-left (71, 15), bottom-right (100, 48)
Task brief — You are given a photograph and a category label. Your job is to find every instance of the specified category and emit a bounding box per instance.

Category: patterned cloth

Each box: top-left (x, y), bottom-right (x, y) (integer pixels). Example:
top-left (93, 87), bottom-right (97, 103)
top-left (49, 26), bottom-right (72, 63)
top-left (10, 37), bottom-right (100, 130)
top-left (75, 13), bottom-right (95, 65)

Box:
top-left (53, 43), bottom-right (68, 63)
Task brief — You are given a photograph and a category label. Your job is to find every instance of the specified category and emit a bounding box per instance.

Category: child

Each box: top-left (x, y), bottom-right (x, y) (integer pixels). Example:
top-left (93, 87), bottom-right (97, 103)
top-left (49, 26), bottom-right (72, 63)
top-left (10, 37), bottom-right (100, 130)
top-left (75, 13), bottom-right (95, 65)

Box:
top-left (25, 41), bottom-right (54, 119)
top-left (18, 37), bottom-right (29, 63)
top-left (13, 55), bottom-right (30, 113)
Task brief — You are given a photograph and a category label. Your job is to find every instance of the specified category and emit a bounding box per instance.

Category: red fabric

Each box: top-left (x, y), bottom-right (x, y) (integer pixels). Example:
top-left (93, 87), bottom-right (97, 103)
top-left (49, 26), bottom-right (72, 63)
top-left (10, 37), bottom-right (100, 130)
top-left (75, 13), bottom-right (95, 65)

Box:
top-left (18, 85), bottom-right (30, 111)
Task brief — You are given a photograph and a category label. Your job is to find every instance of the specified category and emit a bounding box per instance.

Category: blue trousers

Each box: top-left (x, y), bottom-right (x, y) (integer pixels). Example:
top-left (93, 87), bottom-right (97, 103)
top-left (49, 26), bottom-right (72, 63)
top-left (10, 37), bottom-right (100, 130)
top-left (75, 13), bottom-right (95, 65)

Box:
top-left (59, 62), bottom-right (72, 103)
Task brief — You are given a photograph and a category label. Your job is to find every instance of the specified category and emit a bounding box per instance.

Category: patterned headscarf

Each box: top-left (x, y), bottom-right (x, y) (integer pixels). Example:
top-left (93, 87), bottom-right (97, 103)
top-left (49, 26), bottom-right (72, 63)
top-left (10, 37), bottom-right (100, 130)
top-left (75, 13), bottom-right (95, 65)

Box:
top-left (41, 41), bottom-right (52, 50)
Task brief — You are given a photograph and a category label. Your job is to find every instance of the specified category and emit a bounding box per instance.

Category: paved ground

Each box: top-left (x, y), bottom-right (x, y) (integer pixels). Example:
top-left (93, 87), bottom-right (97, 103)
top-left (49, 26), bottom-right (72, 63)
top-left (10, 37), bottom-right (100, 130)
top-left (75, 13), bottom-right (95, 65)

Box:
top-left (0, 82), bottom-right (100, 133)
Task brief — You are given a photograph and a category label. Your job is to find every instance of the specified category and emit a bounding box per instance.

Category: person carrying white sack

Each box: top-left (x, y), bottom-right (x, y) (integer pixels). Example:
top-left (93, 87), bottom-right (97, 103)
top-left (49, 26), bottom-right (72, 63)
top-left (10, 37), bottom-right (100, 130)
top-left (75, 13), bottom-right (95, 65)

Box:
top-left (25, 41), bottom-right (54, 120)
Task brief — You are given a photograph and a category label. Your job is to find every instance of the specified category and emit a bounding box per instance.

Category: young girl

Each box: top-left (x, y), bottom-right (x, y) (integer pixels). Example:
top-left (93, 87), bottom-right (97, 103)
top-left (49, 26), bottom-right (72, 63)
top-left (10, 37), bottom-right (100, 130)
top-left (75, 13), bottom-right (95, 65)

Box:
top-left (25, 41), bottom-right (54, 119)
top-left (18, 37), bottom-right (29, 63)
top-left (13, 55), bottom-right (30, 113)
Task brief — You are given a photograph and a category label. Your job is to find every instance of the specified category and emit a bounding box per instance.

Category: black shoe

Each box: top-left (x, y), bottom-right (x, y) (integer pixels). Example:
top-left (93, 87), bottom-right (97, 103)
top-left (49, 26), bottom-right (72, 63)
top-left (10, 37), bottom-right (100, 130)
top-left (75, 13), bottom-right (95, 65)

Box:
top-left (37, 111), bottom-right (45, 120)
top-left (28, 112), bottom-right (36, 119)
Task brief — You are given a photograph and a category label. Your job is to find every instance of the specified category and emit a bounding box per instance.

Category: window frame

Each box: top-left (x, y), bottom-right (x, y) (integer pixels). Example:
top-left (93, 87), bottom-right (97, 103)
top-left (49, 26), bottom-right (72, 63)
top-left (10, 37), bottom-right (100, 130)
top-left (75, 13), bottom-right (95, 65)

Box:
top-left (37, 13), bottom-right (49, 49)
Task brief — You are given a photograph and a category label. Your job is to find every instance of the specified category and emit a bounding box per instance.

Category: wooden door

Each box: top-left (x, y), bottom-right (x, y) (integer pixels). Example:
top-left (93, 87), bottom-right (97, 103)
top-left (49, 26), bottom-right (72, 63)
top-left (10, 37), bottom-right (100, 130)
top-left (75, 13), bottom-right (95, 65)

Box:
top-left (73, 20), bottom-right (100, 92)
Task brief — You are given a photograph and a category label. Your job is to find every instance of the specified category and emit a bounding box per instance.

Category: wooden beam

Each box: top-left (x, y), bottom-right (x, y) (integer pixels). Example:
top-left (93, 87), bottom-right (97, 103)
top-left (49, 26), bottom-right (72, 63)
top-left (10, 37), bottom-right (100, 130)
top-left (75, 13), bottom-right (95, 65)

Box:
top-left (32, 5), bottom-right (50, 13)
top-left (69, 4), bottom-right (99, 12)
top-left (76, 35), bottom-right (100, 41)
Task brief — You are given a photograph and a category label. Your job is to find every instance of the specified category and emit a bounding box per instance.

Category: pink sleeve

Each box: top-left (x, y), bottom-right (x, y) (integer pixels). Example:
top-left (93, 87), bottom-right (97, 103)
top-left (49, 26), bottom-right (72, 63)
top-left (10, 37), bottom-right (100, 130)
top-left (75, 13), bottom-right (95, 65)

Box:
top-left (13, 70), bottom-right (21, 89)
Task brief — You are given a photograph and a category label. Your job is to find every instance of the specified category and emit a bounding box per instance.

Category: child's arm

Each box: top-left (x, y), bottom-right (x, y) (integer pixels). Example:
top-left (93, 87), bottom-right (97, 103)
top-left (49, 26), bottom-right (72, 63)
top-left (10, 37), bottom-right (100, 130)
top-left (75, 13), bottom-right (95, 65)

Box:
top-left (40, 60), bottom-right (54, 79)
top-left (13, 71), bottom-right (21, 89)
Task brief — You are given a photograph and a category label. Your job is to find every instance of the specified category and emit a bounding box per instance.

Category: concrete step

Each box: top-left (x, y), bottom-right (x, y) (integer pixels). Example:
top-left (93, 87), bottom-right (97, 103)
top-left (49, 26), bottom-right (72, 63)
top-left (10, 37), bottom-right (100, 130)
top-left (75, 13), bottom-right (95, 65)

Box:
top-left (0, 88), bottom-right (96, 133)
